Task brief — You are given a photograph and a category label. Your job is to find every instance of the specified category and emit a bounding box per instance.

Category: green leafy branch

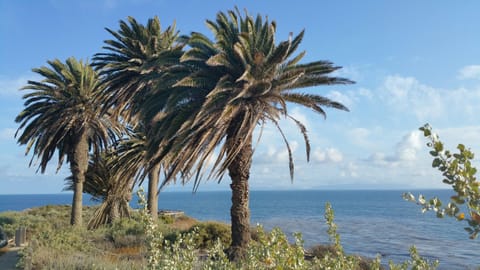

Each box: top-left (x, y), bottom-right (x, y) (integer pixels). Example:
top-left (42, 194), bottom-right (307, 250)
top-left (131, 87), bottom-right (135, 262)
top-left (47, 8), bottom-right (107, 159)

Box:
top-left (403, 124), bottom-right (480, 239)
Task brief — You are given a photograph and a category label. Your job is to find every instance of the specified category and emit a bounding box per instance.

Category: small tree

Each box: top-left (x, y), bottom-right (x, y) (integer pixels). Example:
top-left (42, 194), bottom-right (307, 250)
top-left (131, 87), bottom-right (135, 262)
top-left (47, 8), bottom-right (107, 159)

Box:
top-left (93, 16), bottom-right (184, 220)
top-left (404, 124), bottom-right (480, 238)
top-left (15, 58), bottom-right (122, 226)
top-left (64, 150), bottom-right (135, 229)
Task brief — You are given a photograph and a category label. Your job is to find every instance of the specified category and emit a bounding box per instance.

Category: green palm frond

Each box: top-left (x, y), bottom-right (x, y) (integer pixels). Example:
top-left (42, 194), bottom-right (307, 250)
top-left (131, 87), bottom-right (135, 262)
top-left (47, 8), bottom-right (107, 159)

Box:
top-left (148, 8), bottom-right (353, 186)
top-left (15, 57), bottom-right (122, 173)
top-left (283, 93), bottom-right (349, 118)
top-left (93, 16), bottom-right (183, 122)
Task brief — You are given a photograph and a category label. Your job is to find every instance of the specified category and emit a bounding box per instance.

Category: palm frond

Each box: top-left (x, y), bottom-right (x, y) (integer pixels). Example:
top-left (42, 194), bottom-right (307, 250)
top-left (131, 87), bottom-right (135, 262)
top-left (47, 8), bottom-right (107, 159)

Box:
top-left (15, 58), bottom-right (122, 173)
top-left (143, 8), bottom-right (353, 188)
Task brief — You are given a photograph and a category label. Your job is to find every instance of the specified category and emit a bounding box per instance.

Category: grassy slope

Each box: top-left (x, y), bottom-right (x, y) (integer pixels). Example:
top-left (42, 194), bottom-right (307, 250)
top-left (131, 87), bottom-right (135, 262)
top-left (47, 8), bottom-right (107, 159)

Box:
top-left (0, 205), bottom-right (204, 269)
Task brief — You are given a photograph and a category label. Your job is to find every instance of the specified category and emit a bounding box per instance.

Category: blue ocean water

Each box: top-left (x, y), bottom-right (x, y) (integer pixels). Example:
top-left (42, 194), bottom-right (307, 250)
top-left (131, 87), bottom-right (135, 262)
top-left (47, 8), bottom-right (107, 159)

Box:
top-left (0, 190), bottom-right (477, 269)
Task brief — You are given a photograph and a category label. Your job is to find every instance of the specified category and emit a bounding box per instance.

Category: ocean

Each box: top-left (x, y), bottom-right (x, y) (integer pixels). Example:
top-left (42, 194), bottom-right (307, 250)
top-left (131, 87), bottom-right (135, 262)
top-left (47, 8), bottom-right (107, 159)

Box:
top-left (0, 190), bottom-right (478, 269)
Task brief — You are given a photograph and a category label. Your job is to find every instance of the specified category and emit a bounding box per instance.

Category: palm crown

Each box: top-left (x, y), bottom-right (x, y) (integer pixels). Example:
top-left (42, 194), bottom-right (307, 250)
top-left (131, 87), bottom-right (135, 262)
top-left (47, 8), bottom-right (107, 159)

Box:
top-left (15, 58), bottom-right (119, 172)
top-left (154, 8), bottom-right (352, 187)
top-left (93, 16), bottom-right (184, 122)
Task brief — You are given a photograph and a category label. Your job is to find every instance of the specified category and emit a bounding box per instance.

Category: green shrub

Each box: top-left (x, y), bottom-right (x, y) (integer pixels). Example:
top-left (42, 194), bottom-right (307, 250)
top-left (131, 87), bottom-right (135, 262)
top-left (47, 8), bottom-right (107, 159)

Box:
top-left (159, 214), bottom-right (175, 224)
top-left (163, 230), bottom-right (181, 245)
top-left (0, 213), bottom-right (17, 238)
top-left (308, 244), bottom-right (336, 259)
top-left (244, 226), bottom-right (306, 269)
top-left (0, 215), bottom-right (15, 225)
top-left (387, 246), bottom-right (438, 270)
top-left (190, 221), bottom-right (231, 249)
top-left (107, 217), bottom-right (143, 238)
top-left (310, 203), bottom-right (360, 270)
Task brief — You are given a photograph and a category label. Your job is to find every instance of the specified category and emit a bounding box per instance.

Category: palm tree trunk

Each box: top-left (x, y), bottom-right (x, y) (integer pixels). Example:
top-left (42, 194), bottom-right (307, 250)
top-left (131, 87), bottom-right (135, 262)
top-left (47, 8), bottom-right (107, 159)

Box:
top-left (148, 162), bottom-right (161, 220)
top-left (70, 130), bottom-right (89, 226)
top-left (108, 198), bottom-right (120, 223)
top-left (227, 132), bottom-right (253, 261)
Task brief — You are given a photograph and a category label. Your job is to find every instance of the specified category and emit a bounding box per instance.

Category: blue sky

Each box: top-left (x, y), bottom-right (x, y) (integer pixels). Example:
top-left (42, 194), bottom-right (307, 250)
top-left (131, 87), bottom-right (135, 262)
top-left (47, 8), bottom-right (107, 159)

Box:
top-left (1, 0), bottom-right (480, 194)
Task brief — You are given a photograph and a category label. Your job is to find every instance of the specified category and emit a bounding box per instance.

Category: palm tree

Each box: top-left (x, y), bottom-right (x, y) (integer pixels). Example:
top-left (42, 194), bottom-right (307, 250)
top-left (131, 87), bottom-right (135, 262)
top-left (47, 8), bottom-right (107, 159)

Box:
top-left (15, 58), bottom-right (122, 226)
top-left (93, 16), bottom-right (184, 219)
top-left (150, 8), bottom-right (353, 260)
top-left (64, 150), bottom-right (135, 229)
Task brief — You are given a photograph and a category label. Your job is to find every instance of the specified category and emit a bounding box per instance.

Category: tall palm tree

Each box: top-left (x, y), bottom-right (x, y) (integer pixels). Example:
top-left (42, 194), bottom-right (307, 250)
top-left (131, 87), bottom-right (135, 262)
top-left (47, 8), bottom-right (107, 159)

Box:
top-left (151, 8), bottom-right (353, 260)
top-left (64, 150), bottom-right (135, 229)
top-left (15, 57), bottom-right (122, 226)
top-left (93, 16), bottom-right (184, 219)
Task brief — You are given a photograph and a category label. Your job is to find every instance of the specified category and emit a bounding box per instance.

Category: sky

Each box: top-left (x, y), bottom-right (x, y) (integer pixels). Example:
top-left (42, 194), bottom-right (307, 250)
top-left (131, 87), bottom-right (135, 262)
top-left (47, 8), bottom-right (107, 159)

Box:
top-left (1, 0), bottom-right (480, 194)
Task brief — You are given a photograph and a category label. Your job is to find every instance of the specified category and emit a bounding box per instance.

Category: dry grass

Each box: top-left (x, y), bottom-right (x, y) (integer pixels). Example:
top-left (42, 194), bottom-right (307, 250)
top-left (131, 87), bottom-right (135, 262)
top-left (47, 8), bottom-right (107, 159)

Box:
top-left (171, 215), bottom-right (198, 230)
top-left (110, 245), bottom-right (145, 261)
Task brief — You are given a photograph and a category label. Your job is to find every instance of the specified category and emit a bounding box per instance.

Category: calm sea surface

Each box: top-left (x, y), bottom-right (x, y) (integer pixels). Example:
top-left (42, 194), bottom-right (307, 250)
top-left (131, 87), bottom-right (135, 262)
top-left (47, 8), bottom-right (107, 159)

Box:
top-left (0, 190), bottom-right (478, 269)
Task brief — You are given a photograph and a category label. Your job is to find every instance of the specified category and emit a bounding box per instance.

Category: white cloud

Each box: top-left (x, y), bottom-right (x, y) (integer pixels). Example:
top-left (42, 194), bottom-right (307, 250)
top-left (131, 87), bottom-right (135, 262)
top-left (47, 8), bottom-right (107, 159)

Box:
top-left (395, 131), bottom-right (423, 162)
top-left (379, 75), bottom-right (480, 123)
top-left (340, 162), bottom-right (359, 178)
top-left (358, 87), bottom-right (374, 100)
top-left (365, 130), bottom-right (423, 167)
top-left (382, 75), bottom-right (445, 121)
top-left (313, 147), bottom-right (343, 163)
top-left (347, 127), bottom-right (372, 148)
top-left (326, 87), bottom-right (373, 111)
top-left (255, 141), bottom-right (300, 164)
top-left (458, 65), bottom-right (480, 80)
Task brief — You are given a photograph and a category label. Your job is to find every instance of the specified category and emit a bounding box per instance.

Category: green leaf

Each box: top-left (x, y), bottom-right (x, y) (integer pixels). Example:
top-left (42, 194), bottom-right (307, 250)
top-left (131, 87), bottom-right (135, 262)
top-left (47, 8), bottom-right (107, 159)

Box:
top-left (451, 196), bottom-right (465, 204)
top-left (418, 195), bottom-right (426, 204)
top-left (434, 142), bottom-right (443, 152)
top-left (402, 192), bottom-right (415, 202)
top-left (432, 158), bottom-right (441, 168)
top-left (443, 179), bottom-right (453, 184)
top-left (468, 220), bottom-right (478, 227)
top-left (421, 127), bottom-right (431, 137)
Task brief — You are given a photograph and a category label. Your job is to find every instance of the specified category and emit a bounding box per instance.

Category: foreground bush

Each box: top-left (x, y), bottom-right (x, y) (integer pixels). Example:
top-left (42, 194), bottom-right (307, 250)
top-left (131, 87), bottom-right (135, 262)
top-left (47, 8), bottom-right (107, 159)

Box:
top-left (138, 190), bottom-right (438, 270)
top-left (405, 124), bottom-right (480, 239)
